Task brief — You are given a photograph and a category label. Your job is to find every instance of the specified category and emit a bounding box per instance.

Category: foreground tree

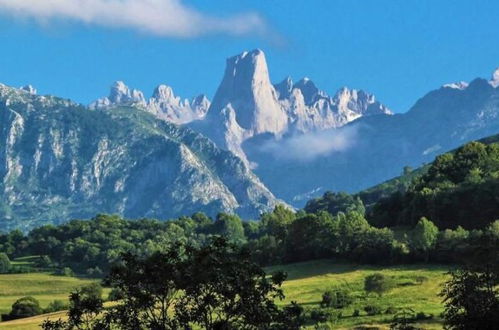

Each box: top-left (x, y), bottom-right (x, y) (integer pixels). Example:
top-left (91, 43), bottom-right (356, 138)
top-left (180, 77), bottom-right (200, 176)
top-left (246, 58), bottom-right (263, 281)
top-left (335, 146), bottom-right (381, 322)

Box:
top-left (176, 237), bottom-right (287, 329)
top-left (440, 268), bottom-right (499, 329)
top-left (43, 238), bottom-right (291, 330)
top-left (103, 246), bottom-right (185, 329)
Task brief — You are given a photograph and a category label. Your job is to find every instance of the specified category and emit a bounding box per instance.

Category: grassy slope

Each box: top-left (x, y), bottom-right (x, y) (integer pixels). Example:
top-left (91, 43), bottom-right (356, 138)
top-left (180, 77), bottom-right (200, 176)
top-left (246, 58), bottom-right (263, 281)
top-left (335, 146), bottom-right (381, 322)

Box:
top-left (267, 260), bottom-right (450, 329)
top-left (0, 272), bottom-right (108, 329)
top-left (0, 261), bottom-right (449, 329)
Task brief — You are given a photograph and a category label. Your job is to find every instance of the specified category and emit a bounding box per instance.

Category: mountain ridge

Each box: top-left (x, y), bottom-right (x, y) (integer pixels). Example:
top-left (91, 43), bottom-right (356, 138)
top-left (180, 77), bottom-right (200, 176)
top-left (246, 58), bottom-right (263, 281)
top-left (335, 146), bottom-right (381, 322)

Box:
top-left (0, 83), bottom-right (280, 231)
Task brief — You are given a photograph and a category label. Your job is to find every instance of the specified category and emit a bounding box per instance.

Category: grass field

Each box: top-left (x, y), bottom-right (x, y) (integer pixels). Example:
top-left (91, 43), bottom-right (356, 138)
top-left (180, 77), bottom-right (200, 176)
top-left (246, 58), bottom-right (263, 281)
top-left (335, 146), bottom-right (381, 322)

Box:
top-left (268, 260), bottom-right (451, 329)
top-left (0, 272), bottom-right (108, 330)
top-left (0, 261), bottom-right (450, 329)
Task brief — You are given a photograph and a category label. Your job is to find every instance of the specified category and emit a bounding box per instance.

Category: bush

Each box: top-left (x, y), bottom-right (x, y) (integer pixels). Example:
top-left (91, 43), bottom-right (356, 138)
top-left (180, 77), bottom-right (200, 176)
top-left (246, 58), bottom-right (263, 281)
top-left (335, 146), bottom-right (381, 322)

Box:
top-left (2, 296), bottom-right (42, 320)
top-left (309, 308), bottom-right (340, 323)
top-left (364, 273), bottom-right (394, 296)
top-left (0, 253), bottom-right (11, 273)
top-left (80, 283), bottom-right (103, 300)
top-left (352, 309), bottom-right (360, 317)
top-left (44, 300), bottom-right (68, 313)
top-left (363, 305), bottom-right (383, 316)
top-left (321, 289), bottom-right (353, 309)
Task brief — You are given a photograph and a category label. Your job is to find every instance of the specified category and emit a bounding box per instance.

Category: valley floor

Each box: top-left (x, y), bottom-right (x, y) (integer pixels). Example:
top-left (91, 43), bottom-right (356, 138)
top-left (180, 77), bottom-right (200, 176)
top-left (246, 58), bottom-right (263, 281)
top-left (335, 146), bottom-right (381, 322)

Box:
top-left (0, 261), bottom-right (449, 329)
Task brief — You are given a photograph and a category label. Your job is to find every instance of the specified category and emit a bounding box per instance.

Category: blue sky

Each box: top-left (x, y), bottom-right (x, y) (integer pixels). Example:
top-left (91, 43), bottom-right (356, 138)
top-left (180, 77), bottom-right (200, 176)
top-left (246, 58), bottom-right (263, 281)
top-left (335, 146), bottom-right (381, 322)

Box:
top-left (0, 0), bottom-right (498, 112)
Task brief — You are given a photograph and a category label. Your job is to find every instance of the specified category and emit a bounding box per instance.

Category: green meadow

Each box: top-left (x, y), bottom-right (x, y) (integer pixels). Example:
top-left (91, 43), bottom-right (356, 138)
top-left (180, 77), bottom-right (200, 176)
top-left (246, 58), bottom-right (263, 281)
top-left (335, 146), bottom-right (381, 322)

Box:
top-left (0, 260), bottom-right (449, 329)
top-left (269, 260), bottom-right (450, 329)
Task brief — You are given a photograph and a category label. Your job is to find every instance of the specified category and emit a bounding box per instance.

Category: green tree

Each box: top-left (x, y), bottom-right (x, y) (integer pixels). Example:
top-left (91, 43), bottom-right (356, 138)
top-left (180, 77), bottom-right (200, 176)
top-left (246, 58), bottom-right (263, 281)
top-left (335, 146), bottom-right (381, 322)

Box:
top-left (176, 237), bottom-right (286, 329)
top-left (212, 213), bottom-right (246, 244)
top-left (440, 268), bottom-right (499, 329)
top-left (7, 296), bottom-right (42, 320)
top-left (0, 252), bottom-right (11, 273)
top-left (411, 217), bottom-right (438, 261)
top-left (102, 247), bottom-right (185, 329)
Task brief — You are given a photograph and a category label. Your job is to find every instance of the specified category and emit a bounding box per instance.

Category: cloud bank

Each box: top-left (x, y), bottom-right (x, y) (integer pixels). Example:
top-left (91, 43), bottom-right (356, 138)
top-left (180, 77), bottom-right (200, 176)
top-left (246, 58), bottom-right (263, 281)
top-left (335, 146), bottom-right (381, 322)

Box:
top-left (260, 126), bottom-right (358, 161)
top-left (0, 0), bottom-right (268, 38)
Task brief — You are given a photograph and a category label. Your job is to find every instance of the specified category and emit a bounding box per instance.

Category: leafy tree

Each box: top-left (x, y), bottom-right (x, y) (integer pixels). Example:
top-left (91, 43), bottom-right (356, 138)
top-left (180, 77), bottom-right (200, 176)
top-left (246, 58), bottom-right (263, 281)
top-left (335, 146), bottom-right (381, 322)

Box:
top-left (260, 204), bottom-right (296, 241)
top-left (41, 286), bottom-right (105, 330)
top-left (364, 273), bottom-right (394, 297)
top-left (102, 247), bottom-right (185, 329)
top-left (440, 268), bottom-right (499, 329)
top-left (410, 217), bottom-right (438, 261)
top-left (0, 252), bottom-right (11, 273)
top-left (176, 237), bottom-right (287, 329)
top-left (5, 296), bottom-right (42, 320)
top-left (286, 212), bottom-right (338, 261)
top-left (305, 192), bottom-right (365, 216)
top-left (320, 289), bottom-right (353, 309)
top-left (212, 213), bottom-right (246, 244)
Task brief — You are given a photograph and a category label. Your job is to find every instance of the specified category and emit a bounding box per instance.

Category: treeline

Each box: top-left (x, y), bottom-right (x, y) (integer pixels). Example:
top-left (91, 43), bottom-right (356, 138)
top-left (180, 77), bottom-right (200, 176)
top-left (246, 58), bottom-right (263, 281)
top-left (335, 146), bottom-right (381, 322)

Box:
top-left (1, 207), bottom-right (498, 275)
top-left (307, 140), bottom-right (499, 229)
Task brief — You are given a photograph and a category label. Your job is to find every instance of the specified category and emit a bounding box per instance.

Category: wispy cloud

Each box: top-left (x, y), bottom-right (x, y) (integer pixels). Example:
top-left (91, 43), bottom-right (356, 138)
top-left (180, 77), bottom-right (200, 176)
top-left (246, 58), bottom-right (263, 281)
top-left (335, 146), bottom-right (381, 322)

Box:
top-left (260, 126), bottom-right (358, 161)
top-left (0, 0), bottom-right (269, 38)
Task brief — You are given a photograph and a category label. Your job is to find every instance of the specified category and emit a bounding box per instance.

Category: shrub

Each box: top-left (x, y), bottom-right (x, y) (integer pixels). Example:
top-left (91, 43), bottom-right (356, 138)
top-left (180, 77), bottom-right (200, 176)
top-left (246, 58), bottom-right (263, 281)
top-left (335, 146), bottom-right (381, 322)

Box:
top-left (0, 253), bottom-right (11, 273)
top-left (44, 300), bottom-right (68, 313)
top-left (2, 296), bottom-right (42, 320)
top-left (55, 267), bottom-right (75, 277)
top-left (321, 289), bottom-right (353, 309)
top-left (309, 308), bottom-right (340, 323)
top-left (363, 305), bottom-right (383, 316)
top-left (364, 273), bottom-right (394, 296)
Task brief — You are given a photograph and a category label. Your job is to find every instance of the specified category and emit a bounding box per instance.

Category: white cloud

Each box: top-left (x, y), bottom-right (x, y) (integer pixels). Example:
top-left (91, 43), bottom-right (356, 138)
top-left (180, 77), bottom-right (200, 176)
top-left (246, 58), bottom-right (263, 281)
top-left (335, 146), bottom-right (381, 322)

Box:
top-left (260, 126), bottom-right (358, 161)
top-left (0, 0), bottom-right (269, 38)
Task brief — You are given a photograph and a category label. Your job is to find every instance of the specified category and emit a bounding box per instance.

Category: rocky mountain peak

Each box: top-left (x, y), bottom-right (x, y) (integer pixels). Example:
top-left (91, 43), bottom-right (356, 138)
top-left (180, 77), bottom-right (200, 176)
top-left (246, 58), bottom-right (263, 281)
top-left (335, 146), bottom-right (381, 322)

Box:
top-left (21, 85), bottom-right (37, 95)
top-left (274, 76), bottom-right (293, 100)
top-left (208, 49), bottom-right (288, 134)
top-left (293, 78), bottom-right (325, 105)
top-left (108, 81), bottom-right (146, 105)
top-left (152, 84), bottom-right (176, 101)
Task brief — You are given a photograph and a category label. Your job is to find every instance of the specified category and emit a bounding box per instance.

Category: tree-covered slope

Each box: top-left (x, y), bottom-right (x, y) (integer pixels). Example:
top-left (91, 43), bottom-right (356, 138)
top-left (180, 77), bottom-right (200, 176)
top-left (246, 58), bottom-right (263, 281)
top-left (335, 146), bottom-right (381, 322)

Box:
top-left (306, 134), bottom-right (499, 229)
top-left (0, 84), bottom-right (279, 231)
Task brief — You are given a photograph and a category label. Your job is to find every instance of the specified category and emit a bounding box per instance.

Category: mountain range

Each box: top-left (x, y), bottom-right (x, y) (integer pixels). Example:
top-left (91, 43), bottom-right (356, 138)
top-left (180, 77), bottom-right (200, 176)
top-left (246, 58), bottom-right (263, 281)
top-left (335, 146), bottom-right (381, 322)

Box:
top-left (0, 83), bottom-right (278, 231)
top-left (1, 49), bottom-right (498, 229)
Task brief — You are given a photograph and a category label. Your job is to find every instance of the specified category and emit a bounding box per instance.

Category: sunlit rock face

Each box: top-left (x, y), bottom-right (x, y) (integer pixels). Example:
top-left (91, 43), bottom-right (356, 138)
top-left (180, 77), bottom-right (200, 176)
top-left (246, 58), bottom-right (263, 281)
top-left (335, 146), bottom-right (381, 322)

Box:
top-left (0, 83), bottom-right (279, 231)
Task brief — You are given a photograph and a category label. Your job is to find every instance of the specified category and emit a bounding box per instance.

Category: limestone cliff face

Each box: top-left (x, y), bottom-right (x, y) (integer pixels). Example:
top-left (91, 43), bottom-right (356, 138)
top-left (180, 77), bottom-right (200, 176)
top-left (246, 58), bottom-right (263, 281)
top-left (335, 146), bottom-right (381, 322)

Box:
top-left (0, 84), bottom-right (279, 231)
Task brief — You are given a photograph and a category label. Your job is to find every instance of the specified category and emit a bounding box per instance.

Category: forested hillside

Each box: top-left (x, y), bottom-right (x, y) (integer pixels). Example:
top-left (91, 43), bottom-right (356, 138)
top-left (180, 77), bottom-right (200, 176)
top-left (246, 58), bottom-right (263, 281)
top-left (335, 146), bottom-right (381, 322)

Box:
top-left (307, 136), bottom-right (499, 229)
